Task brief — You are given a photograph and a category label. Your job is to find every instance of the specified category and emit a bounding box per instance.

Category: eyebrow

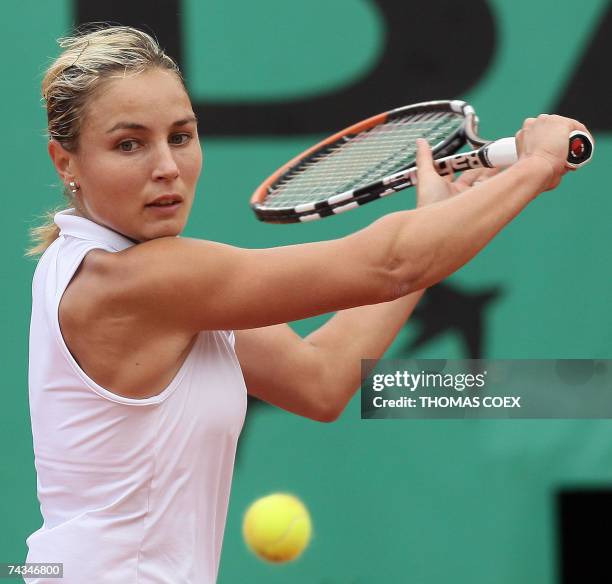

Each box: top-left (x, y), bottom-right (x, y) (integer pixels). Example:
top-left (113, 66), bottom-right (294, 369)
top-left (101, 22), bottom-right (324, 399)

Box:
top-left (106, 115), bottom-right (198, 134)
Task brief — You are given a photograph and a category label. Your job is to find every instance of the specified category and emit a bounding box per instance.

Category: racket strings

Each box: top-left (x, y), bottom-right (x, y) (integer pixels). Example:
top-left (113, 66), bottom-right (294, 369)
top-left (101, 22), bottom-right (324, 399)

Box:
top-left (264, 111), bottom-right (464, 208)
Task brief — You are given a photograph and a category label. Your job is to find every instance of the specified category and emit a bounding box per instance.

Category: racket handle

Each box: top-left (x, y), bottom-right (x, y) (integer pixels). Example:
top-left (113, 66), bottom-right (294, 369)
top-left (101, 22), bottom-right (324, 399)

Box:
top-left (484, 131), bottom-right (594, 169)
top-left (482, 137), bottom-right (517, 167)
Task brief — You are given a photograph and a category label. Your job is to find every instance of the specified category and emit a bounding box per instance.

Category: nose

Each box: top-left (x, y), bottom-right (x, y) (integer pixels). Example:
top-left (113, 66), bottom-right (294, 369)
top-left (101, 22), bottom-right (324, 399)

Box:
top-left (152, 142), bottom-right (180, 181)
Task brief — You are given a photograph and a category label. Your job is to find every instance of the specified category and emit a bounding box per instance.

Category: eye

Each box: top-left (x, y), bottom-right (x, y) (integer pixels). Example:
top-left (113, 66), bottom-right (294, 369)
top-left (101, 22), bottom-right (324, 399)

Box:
top-left (170, 133), bottom-right (192, 145)
top-left (117, 140), bottom-right (140, 152)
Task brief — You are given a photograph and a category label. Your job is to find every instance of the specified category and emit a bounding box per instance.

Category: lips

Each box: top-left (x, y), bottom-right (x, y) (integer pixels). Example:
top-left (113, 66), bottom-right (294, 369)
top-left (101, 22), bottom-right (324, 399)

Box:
top-left (146, 194), bottom-right (183, 206)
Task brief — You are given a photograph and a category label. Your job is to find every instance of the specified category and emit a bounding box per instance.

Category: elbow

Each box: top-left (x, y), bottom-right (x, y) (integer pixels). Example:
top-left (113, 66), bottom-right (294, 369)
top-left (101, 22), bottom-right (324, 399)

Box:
top-left (313, 377), bottom-right (350, 423)
top-left (315, 400), bottom-right (342, 423)
top-left (384, 251), bottom-right (427, 301)
top-left (309, 380), bottom-right (343, 423)
top-left (380, 228), bottom-right (432, 302)
top-left (322, 395), bottom-right (345, 422)
top-left (349, 214), bottom-right (423, 304)
top-left (386, 225), bottom-right (439, 299)
top-left (307, 369), bottom-right (343, 423)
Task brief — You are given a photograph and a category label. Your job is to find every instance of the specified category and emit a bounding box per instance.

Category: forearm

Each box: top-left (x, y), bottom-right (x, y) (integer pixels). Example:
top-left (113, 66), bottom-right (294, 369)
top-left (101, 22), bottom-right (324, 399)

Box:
top-left (370, 157), bottom-right (552, 294)
top-left (305, 288), bottom-right (425, 416)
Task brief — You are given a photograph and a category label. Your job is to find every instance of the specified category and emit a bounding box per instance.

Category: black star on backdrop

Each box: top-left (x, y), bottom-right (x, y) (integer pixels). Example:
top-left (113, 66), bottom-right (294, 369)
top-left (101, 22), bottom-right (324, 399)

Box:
top-left (403, 282), bottom-right (503, 359)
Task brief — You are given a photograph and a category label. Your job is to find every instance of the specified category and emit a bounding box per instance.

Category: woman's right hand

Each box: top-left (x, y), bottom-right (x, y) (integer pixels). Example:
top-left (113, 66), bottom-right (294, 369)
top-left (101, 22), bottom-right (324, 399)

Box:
top-left (515, 114), bottom-right (592, 191)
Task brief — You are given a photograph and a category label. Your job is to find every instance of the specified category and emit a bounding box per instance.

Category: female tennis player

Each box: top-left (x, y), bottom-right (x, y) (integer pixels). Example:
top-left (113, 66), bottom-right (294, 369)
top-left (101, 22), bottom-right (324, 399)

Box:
top-left (24, 24), bottom-right (590, 584)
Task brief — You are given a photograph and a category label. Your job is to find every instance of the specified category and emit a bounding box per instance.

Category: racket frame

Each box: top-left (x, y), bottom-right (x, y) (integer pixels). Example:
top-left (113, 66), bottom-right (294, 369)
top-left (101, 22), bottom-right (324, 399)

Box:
top-left (250, 100), bottom-right (592, 223)
top-left (251, 100), bottom-right (482, 223)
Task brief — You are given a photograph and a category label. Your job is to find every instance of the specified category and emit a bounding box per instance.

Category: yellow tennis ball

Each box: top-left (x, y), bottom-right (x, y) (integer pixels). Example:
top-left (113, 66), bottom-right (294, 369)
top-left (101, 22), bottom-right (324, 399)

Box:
top-left (242, 493), bottom-right (312, 563)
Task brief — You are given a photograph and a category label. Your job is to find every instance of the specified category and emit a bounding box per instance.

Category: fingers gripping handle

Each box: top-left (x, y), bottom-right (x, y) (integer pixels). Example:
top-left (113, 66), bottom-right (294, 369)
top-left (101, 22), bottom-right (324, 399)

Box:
top-left (484, 131), bottom-right (594, 169)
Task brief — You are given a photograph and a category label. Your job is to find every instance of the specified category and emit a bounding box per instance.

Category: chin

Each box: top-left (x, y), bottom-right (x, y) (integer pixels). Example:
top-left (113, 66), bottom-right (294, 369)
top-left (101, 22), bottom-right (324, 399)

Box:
top-left (140, 221), bottom-right (184, 242)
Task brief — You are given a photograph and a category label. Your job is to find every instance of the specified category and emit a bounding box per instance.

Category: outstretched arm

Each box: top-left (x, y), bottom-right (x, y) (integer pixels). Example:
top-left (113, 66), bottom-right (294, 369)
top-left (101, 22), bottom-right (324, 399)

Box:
top-left (99, 117), bottom-right (588, 331)
top-left (236, 161), bottom-right (501, 422)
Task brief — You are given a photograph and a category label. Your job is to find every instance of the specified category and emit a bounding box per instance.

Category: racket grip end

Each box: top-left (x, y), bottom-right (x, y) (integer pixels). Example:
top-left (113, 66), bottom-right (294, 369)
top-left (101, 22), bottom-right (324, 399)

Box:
top-left (566, 131), bottom-right (594, 168)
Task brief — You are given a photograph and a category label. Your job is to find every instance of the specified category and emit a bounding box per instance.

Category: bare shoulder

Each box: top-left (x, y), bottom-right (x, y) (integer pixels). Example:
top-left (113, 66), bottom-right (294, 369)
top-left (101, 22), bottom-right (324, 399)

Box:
top-left (59, 246), bottom-right (197, 399)
top-left (64, 240), bottom-right (194, 331)
top-left (61, 248), bottom-right (116, 318)
top-left (86, 236), bottom-right (227, 331)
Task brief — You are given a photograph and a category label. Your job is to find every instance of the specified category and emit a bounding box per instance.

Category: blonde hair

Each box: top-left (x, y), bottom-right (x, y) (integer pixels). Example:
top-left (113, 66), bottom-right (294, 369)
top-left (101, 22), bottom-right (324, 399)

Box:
top-left (26, 23), bottom-right (185, 258)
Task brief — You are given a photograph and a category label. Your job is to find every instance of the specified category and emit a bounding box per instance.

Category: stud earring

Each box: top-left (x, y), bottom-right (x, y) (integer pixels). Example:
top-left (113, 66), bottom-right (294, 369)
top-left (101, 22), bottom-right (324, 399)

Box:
top-left (68, 181), bottom-right (80, 194)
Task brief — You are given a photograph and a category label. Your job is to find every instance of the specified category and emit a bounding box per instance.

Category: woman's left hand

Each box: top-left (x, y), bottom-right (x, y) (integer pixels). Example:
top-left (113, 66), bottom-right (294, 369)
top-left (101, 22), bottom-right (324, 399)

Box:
top-left (415, 138), bottom-right (503, 208)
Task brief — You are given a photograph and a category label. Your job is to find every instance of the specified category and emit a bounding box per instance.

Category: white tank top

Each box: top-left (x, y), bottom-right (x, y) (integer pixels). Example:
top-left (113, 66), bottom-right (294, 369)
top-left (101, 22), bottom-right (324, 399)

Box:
top-left (25, 209), bottom-right (247, 583)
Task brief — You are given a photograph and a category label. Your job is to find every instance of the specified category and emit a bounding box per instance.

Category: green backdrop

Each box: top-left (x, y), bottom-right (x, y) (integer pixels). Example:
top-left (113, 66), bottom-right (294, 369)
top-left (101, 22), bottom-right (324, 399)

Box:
top-left (2, 1), bottom-right (610, 583)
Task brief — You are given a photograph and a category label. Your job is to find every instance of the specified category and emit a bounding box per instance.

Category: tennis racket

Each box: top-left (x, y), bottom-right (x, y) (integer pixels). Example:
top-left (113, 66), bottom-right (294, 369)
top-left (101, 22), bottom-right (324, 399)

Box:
top-left (250, 100), bottom-right (593, 223)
